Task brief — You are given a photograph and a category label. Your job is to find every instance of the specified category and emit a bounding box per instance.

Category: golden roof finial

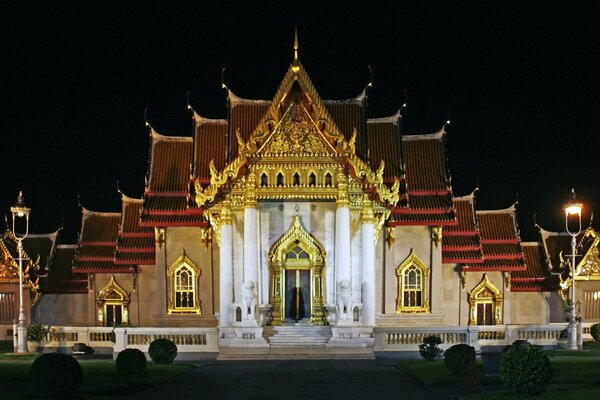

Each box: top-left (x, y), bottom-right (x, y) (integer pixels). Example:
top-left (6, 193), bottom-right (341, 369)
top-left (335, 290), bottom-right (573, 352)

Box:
top-left (292, 25), bottom-right (300, 73)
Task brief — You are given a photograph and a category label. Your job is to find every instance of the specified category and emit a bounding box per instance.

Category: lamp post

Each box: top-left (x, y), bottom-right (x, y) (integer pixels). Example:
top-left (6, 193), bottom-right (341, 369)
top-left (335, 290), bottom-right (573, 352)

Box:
top-left (11, 191), bottom-right (30, 353)
top-left (563, 188), bottom-right (582, 351)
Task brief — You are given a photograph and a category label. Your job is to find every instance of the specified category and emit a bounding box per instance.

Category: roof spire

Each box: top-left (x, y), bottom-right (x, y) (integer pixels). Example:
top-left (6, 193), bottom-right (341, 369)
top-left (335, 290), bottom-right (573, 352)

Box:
top-left (292, 25), bottom-right (300, 73)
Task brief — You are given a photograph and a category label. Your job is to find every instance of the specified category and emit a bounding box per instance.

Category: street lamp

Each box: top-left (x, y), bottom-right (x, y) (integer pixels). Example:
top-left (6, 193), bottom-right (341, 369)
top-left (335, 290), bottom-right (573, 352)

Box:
top-left (11, 191), bottom-right (30, 353)
top-left (563, 188), bottom-right (582, 351)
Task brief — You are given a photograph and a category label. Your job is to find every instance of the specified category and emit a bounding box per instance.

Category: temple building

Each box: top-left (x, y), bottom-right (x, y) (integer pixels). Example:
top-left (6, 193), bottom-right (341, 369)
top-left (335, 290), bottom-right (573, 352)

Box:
top-left (2, 39), bottom-right (600, 357)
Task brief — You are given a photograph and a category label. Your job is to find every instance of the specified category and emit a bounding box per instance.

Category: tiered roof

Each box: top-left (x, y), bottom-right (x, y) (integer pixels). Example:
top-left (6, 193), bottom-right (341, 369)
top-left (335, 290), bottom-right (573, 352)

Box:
top-left (463, 205), bottom-right (526, 271)
top-left (43, 245), bottom-right (87, 294)
top-left (387, 129), bottom-right (456, 226)
top-left (73, 208), bottom-right (132, 273)
top-left (442, 192), bottom-right (483, 264)
top-left (511, 242), bottom-right (560, 291)
top-left (115, 195), bottom-right (155, 265)
top-left (141, 128), bottom-right (207, 227)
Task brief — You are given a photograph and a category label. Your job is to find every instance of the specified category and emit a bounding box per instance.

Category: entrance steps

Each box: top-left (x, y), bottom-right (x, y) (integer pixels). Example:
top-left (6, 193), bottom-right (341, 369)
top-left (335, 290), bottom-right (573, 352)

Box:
top-left (264, 325), bottom-right (331, 348)
top-left (217, 324), bottom-right (375, 360)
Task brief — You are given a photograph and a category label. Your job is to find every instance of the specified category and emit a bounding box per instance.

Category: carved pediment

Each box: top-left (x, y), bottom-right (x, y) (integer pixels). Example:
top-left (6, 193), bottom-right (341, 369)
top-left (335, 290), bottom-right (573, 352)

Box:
top-left (257, 102), bottom-right (337, 158)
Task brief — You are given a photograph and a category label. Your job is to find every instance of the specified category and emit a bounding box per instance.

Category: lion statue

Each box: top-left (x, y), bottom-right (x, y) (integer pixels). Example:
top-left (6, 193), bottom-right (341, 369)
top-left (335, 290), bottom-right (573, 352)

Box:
top-left (336, 279), bottom-right (352, 320)
top-left (241, 280), bottom-right (257, 320)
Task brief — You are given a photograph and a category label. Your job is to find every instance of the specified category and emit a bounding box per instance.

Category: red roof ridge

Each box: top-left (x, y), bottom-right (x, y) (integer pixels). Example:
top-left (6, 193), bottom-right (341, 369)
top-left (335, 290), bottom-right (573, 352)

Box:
top-left (402, 126), bottom-right (445, 141)
top-left (323, 88), bottom-right (367, 104)
top-left (454, 190), bottom-right (478, 202)
top-left (192, 110), bottom-right (227, 125)
top-left (56, 244), bottom-right (77, 250)
top-left (150, 126), bottom-right (192, 142)
top-left (120, 192), bottom-right (143, 204)
top-left (81, 207), bottom-right (121, 218)
top-left (227, 88), bottom-right (271, 105)
top-left (476, 204), bottom-right (517, 215)
top-left (367, 108), bottom-right (402, 124)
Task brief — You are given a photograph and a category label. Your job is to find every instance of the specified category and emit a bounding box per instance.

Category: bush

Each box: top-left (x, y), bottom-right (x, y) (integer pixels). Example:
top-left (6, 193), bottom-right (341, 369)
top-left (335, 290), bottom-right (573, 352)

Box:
top-left (443, 344), bottom-right (476, 375)
top-left (30, 352), bottom-right (82, 399)
top-left (27, 321), bottom-right (51, 341)
top-left (148, 338), bottom-right (178, 364)
top-left (591, 323), bottom-right (600, 342)
top-left (499, 342), bottom-right (552, 395)
top-left (115, 348), bottom-right (147, 377)
top-left (419, 335), bottom-right (443, 361)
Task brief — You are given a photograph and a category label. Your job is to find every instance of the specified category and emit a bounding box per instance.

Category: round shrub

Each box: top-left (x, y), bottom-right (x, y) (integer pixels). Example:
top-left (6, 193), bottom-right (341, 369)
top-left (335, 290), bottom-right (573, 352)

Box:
top-left (419, 335), bottom-right (443, 361)
top-left (30, 352), bottom-right (82, 399)
top-left (115, 348), bottom-right (147, 377)
top-left (591, 323), bottom-right (600, 342)
top-left (148, 338), bottom-right (178, 364)
top-left (499, 343), bottom-right (552, 395)
top-left (443, 344), bottom-right (476, 375)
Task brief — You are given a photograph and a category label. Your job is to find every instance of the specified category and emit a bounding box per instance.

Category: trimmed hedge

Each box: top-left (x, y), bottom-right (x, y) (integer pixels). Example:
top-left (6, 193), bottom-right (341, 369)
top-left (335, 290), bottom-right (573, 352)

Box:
top-left (419, 335), bottom-right (443, 361)
top-left (499, 342), bottom-right (552, 395)
top-left (443, 344), bottom-right (476, 375)
top-left (30, 352), bottom-right (82, 399)
top-left (115, 348), bottom-right (147, 377)
top-left (591, 323), bottom-right (600, 342)
top-left (149, 338), bottom-right (178, 364)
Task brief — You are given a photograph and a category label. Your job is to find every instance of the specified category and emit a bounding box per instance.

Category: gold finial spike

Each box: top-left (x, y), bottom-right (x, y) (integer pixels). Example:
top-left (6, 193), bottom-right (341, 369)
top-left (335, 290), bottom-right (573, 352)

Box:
top-left (292, 25), bottom-right (300, 73)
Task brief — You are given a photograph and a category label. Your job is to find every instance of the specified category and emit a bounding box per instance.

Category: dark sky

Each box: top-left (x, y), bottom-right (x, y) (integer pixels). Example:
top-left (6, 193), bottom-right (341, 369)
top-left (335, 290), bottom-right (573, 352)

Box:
top-left (2, 2), bottom-right (599, 243)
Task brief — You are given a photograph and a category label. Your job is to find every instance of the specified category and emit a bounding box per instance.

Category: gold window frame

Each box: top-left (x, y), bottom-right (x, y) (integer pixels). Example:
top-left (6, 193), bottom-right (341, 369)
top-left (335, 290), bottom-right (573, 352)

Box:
top-left (96, 276), bottom-right (129, 326)
top-left (167, 250), bottom-right (202, 314)
top-left (395, 249), bottom-right (430, 313)
top-left (468, 274), bottom-right (503, 325)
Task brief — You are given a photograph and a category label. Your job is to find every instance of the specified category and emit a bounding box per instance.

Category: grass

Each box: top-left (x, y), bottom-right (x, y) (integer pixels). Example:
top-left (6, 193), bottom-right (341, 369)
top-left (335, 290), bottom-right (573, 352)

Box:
top-left (0, 356), bottom-right (194, 399)
top-left (397, 342), bottom-right (600, 399)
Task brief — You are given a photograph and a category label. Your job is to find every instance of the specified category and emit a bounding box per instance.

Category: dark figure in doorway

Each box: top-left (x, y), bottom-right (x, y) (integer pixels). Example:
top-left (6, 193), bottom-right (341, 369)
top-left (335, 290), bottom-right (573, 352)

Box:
top-left (290, 286), bottom-right (305, 321)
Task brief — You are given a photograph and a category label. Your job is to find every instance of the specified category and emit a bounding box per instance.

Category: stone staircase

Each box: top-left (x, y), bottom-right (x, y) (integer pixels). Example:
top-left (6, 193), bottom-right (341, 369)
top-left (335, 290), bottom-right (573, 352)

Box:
top-left (264, 325), bottom-right (332, 347)
top-left (217, 324), bottom-right (374, 360)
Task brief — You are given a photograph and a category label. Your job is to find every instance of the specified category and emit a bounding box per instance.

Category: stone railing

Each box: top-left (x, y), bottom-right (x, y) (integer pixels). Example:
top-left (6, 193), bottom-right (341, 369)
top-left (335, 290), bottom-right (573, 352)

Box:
top-left (374, 323), bottom-right (568, 352)
top-left (113, 327), bottom-right (219, 354)
top-left (44, 326), bottom-right (219, 356)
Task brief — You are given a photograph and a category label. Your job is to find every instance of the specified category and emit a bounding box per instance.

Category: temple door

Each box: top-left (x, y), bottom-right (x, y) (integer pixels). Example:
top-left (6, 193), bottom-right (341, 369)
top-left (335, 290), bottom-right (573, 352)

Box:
top-left (284, 269), bottom-right (311, 320)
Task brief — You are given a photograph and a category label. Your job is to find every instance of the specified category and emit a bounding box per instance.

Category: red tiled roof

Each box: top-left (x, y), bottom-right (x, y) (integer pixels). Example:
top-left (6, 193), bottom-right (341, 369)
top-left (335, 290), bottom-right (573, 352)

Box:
top-left (228, 90), bottom-right (270, 158)
top-left (74, 209), bottom-right (134, 273)
top-left (442, 194), bottom-right (483, 263)
top-left (367, 113), bottom-right (403, 179)
top-left (512, 242), bottom-right (560, 292)
top-left (115, 196), bottom-right (155, 265)
top-left (147, 129), bottom-right (193, 193)
top-left (539, 227), bottom-right (572, 273)
top-left (193, 116), bottom-right (228, 179)
top-left (324, 93), bottom-right (365, 144)
top-left (42, 245), bottom-right (88, 294)
top-left (463, 206), bottom-right (526, 272)
top-left (389, 129), bottom-right (455, 226)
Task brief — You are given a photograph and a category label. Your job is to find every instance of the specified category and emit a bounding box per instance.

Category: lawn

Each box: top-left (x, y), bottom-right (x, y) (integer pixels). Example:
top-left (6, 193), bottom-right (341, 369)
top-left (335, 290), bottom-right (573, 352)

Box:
top-left (396, 342), bottom-right (600, 399)
top-left (0, 356), bottom-right (194, 399)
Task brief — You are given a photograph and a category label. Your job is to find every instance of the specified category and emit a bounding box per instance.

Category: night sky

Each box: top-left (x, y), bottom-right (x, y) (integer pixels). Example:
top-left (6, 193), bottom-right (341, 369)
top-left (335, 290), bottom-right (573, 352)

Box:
top-left (2, 2), bottom-right (599, 243)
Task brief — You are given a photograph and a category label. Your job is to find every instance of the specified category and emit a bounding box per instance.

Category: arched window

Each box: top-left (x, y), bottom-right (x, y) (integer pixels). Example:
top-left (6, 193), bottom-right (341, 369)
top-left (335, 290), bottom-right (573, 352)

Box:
top-left (309, 172), bottom-right (316, 187)
top-left (167, 250), bottom-right (202, 314)
top-left (261, 173), bottom-right (268, 187)
top-left (325, 172), bottom-right (332, 187)
top-left (293, 172), bottom-right (300, 186)
top-left (396, 249), bottom-right (430, 313)
top-left (277, 172), bottom-right (284, 187)
top-left (468, 274), bottom-right (502, 325)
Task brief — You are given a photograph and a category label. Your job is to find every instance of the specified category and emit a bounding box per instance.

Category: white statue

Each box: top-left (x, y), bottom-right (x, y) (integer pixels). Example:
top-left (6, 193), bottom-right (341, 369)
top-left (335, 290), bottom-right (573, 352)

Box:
top-left (241, 280), bottom-right (257, 320)
top-left (337, 279), bottom-right (352, 321)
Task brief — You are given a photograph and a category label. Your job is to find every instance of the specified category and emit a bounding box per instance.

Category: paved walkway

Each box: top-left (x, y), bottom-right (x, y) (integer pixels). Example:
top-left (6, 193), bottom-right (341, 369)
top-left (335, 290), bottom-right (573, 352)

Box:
top-left (134, 359), bottom-right (450, 400)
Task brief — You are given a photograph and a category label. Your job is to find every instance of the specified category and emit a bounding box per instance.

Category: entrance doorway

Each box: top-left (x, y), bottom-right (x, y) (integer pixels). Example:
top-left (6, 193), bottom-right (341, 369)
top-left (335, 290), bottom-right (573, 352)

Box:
top-left (284, 269), bottom-right (311, 320)
top-left (268, 216), bottom-right (326, 325)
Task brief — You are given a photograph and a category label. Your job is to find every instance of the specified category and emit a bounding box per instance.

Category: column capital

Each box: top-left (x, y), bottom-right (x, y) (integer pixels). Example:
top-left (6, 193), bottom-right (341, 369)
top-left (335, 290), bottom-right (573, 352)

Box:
top-left (361, 195), bottom-right (375, 224)
top-left (221, 201), bottom-right (233, 225)
top-left (244, 171), bottom-right (257, 208)
top-left (336, 173), bottom-right (349, 208)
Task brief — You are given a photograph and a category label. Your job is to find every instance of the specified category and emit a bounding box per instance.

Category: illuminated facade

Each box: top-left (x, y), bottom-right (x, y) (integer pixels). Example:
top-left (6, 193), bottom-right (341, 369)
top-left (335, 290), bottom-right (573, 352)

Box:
top-left (3, 40), bottom-right (599, 355)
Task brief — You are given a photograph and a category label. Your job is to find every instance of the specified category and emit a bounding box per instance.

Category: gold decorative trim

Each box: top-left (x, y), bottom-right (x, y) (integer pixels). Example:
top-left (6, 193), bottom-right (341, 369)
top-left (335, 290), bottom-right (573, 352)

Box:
top-left (431, 226), bottom-right (442, 248)
top-left (167, 249), bottom-right (202, 314)
top-left (395, 249), bottom-right (430, 313)
top-left (468, 274), bottom-right (503, 325)
top-left (96, 276), bottom-right (130, 326)
top-left (268, 216), bottom-right (326, 325)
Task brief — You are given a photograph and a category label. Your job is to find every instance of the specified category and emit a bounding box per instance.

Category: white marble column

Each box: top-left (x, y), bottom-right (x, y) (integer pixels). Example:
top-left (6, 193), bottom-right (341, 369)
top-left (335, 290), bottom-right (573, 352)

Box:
top-left (243, 206), bottom-right (258, 322)
top-left (335, 206), bottom-right (351, 283)
top-left (361, 200), bottom-right (376, 326)
top-left (219, 202), bottom-right (233, 327)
